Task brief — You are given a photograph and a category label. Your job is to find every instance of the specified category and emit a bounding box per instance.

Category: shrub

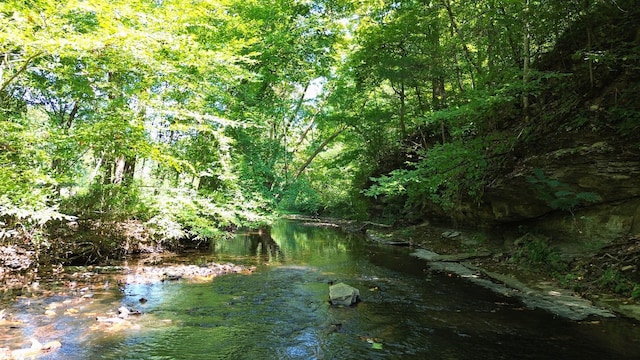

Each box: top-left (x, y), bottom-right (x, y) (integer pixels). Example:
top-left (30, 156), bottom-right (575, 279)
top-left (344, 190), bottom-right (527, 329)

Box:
top-left (61, 182), bottom-right (154, 221)
top-left (365, 138), bottom-right (488, 212)
top-left (598, 268), bottom-right (634, 295)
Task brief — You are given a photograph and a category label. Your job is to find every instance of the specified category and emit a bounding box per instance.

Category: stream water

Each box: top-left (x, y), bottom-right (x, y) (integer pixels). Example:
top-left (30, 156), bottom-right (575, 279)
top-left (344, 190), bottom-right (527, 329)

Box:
top-left (2, 219), bottom-right (640, 359)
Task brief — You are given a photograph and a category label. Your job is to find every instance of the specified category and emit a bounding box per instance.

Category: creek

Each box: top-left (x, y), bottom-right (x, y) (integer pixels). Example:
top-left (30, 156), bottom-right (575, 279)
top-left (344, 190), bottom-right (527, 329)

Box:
top-left (2, 219), bottom-right (640, 359)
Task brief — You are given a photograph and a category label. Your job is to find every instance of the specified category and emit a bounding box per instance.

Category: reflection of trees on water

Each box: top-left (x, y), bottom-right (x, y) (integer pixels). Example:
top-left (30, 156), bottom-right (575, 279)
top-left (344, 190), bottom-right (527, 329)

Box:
top-left (249, 227), bottom-right (283, 262)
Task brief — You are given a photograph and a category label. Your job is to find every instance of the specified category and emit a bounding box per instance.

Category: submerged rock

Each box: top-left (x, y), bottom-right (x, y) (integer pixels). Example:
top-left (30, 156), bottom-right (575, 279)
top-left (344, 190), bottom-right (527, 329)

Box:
top-left (118, 306), bottom-right (142, 319)
top-left (2, 338), bottom-right (62, 359)
top-left (329, 283), bottom-right (360, 306)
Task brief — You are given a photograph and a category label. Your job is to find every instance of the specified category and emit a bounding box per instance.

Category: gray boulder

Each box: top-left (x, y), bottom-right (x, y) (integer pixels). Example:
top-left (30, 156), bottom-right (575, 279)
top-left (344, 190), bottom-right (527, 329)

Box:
top-left (329, 283), bottom-right (360, 306)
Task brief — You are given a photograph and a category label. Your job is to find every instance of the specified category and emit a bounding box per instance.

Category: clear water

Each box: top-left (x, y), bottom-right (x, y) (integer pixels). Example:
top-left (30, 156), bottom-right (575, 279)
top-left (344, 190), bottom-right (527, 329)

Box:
top-left (3, 220), bottom-right (640, 359)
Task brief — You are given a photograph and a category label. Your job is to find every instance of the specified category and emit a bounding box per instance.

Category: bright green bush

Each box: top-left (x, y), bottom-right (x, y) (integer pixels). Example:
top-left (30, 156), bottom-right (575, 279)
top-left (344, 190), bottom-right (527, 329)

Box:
top-left (146, 187), bottom-right (275, 247)
top-left (278, 180), bottom-right (322, 215)
top-left (61, 182), bottom-right (155, 221)
top-left (365, 138), bottom-right (488, 212)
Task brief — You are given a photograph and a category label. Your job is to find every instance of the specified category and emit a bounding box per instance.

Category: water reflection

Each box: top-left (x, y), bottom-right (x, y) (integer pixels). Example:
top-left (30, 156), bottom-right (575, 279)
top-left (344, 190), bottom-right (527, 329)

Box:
top-left (209, 222), bottom-right (355, 269)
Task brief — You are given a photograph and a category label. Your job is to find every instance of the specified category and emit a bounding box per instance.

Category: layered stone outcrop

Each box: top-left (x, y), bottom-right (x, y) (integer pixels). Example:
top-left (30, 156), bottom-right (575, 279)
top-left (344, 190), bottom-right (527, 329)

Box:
top-left (476, 136), bottom-right (640, 241)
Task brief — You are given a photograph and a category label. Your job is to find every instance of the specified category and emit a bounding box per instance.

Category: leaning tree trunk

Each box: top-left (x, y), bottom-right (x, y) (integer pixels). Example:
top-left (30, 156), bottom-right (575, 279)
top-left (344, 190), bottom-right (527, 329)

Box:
top-left (294, 126), bottom-right (347, 180)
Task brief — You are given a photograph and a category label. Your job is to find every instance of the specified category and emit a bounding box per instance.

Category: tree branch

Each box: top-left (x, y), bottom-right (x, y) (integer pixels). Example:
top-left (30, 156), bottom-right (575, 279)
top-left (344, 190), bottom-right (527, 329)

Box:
top-left (294, 115), bottom-right (316, 149)
top-left (441, 0), bottom-right (483, 78)
top-left (0, 52), bottom-right (43, 95)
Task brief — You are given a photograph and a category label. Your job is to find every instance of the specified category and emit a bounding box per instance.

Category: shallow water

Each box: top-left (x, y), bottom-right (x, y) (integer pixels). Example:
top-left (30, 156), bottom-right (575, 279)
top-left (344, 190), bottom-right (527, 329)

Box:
top-left (2, 220), bottom-right (640, 359)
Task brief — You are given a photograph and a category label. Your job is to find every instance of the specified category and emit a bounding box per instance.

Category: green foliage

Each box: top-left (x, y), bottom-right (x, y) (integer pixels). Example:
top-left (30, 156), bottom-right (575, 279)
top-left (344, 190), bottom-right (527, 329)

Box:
top-left (146, 187), bottom-right (274, 247)
top-left (1, 0), bottom-right (302, 254)
top-left (527, 169), bottom-right (601, 212)
top-left (61, 183), bottom-right (154, 221)
top-left (1, 0), bottom-right (637, 262)
top-left (63, 8), bottom-right (100, 34)
top-left (278, 179), bottom-right (322, 215)
top-left (557, 267), bottom-right (640, 301)
top-left (365, 139), bottom-right (487, 212)
top-left (0, 197), bottom-right (75, 248)
top-left (0, 110), bottom-right (75, 250)
top-left (513, 236), bottom-right (567, 273)
top-left (610, 106), bottom-right (640, 134)
top-left (598, 269), bottom-right (636, 296)
top-left (0, 113), bottom-right (54, 202)
top-left (559, 272), bottom-right (586, 292)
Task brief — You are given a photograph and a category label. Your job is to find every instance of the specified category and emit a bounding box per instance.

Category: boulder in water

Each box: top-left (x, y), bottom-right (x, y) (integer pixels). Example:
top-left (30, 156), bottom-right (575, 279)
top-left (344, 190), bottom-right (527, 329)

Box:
top-left (329, 283), bottom-right (360, 306)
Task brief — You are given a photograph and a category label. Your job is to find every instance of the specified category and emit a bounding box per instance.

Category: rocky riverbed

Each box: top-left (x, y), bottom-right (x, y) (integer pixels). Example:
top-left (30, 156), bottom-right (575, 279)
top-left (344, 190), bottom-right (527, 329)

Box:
top-left (0, 254), bottom-right (255, 359)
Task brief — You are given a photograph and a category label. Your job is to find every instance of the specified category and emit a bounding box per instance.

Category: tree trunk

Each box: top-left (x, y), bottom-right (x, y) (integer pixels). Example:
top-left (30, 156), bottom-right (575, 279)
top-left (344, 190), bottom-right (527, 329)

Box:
top-left (124, 156), bottom-right (135, 183)
top-left (294, 126), bottom-right (347, 180)
top-left (442, 0), bottom-right (483, 82)
top-left (113, 155), bottom-right (126, 185)
top-left (399, 81), bottom-right (407, 139)
top-left (498, 5), bottom-right (522, 69)
top-left (584, 0), bottom-right (594, 89)
top-left (523, 0), bottom-right (531, 122)
top-left (295, 117), bottom-right (316, 149)
top-left (453, 53), bottom-right (465, 93)
top-left (414, 85), bottom-right (426, 114)
top-left (0, 52), bottom-right (42, 95)
top-left (486, 0), bottom-right (497, 90)
top-left (89, 152), bottom-right (104, 183)
top-left (102, 156), bottom-right (114, 185)
top-left (432, 76), bottom-right (447, 144)
top-left (111, 155), bottom-right (136, 185)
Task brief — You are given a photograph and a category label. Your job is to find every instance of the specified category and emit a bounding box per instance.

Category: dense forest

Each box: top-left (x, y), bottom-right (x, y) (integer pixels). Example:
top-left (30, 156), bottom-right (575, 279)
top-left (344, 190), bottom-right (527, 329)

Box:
top-left (1, 0), bottom-right (639, 265)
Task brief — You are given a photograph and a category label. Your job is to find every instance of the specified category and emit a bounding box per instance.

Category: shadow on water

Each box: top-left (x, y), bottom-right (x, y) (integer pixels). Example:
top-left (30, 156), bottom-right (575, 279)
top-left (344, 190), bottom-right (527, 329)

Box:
top-left (2, 219), bottom-right (640, 359)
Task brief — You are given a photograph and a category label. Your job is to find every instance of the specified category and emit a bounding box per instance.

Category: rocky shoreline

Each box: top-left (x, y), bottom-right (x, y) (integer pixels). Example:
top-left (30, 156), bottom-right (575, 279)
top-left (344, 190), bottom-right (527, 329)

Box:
top-left (411, 248), bottom-right (615, 321)
top-left (287, 215), bottom-right (640, 322)
top-left (1, 255), bottom-right (254, 300)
